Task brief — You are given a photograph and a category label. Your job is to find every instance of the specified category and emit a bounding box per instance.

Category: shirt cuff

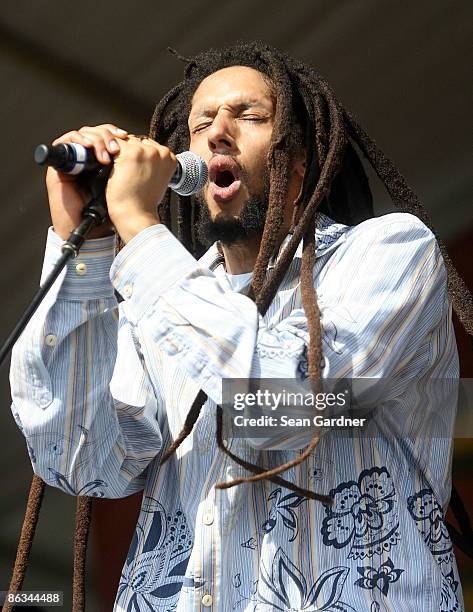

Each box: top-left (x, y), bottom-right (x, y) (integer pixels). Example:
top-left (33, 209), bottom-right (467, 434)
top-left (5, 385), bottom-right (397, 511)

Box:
top-left (41, 227), bottom-right (117, 300)
top-left (110, 224), bottom-right (200, 320)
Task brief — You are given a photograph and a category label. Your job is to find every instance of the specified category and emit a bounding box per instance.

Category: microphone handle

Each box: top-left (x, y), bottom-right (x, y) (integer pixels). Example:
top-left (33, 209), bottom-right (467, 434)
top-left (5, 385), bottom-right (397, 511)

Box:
top-left (34, 143), bottom-right (182, 184)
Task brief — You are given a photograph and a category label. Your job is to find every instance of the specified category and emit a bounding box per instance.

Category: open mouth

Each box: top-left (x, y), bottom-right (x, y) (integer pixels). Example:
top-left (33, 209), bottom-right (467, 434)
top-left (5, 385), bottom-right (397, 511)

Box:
top-left (208, 155), bottom-right (242, 202)
top-left (215, 170), bottom-right (236, 187)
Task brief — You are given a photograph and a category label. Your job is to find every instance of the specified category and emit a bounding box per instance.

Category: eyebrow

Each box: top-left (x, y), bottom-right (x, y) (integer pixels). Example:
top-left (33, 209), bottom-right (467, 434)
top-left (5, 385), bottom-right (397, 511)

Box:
top-left (190, 101), bottom-right (270, 120)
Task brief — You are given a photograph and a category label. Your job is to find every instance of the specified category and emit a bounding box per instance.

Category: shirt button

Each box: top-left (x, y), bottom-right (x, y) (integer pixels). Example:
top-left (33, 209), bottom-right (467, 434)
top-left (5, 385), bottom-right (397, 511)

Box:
top-left (201, 593), bottom-right (213, 607)
top-left (75, 262), bottom-right (87, 275)
top-left (44, 334), bottom-right (57, 347)
top-left (122, 284), bottom-right (133, 298)
top-left (203, 511), bottom-right (214, 525)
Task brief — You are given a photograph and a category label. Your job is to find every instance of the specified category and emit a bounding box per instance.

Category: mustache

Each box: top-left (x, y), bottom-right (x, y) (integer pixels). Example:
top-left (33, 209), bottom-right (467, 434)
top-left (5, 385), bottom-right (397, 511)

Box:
top-left (207, 155), bottom-right (250, 185)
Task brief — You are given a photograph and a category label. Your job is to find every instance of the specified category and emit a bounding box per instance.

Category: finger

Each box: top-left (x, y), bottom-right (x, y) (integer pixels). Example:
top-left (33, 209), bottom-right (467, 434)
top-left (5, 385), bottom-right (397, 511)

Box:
top-left (97, 125), bottom-right (129, 152)
top-left (98, 124), bottom-right (128, 137)
top-left (119, 134), bottom-right (155, 154)
top-left (129, 135), bottom-right (162, 150)
top-left (126, 133), bottom-right (148, 142)
top-left (52, 128), bottom-right (112, 164)
top-left (139, 138), bottom-right (177, 163)
top-left (116, 134), bottom-right (176, 167)
top-left (138, 136), bottom-right (155, 145)
top-left (78, 128), bottom-right (115, 163)
top-left (52, 130), bottom-right (94, 147)
top-left (79, 126), bottom-right (128, 159)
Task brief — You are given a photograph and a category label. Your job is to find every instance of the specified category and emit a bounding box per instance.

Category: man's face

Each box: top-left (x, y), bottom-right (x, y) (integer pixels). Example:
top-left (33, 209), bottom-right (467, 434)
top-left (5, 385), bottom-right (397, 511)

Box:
top-left (188, 66), bottom-right (275, 244)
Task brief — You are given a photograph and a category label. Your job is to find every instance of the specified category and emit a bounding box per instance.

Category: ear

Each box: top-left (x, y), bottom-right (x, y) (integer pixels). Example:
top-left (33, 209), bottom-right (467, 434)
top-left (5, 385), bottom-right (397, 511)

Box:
top-left (290, 148), bottom-right (307, 204)
top-left (286, 149), bottom-right (307, 230)
top-left (291, 148), bottom-right (306, 179)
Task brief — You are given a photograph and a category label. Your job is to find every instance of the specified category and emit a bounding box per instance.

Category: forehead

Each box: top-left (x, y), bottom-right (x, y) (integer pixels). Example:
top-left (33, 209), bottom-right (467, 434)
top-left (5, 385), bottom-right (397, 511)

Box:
top-left (190, 66), bottom-right (274, 116)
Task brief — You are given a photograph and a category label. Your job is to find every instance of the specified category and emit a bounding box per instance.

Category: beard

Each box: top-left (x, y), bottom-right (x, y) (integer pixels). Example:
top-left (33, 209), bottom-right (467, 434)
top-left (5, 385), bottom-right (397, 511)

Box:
top-left (195, 167), bottom-right (270, 247)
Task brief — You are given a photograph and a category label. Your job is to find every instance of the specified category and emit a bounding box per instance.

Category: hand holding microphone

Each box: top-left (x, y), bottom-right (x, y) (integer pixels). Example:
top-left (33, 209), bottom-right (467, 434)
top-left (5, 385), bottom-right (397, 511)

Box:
top-left (35, 142), bottom-right (207, 196)
top-left (42, 124), bottom-right (207, 243)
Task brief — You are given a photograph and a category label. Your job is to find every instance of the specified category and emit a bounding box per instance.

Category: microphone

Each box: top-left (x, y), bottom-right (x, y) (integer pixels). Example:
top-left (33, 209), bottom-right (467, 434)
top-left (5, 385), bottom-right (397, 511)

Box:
top-left (34, 143), bottom-right (208, 196)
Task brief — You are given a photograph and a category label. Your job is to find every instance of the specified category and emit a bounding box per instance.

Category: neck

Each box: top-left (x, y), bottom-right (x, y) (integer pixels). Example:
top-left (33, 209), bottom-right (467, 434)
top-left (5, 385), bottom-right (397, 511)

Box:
top-left (220, 234), bottom-right (262, 274)
top-left (220, 228), bottom-right (291, 274)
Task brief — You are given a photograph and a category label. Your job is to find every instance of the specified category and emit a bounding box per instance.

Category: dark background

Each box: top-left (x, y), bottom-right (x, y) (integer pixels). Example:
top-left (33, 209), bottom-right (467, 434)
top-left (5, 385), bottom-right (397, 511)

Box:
top-left (0, 1), bottom-right (472, 610)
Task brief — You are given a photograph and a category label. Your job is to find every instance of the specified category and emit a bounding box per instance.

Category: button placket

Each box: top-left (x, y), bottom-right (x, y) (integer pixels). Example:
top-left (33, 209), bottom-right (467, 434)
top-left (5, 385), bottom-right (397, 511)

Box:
top-left (75, 262), bottom-right (87, 275)
top-left (197, 485), bottom-right (217, 610)
top-left (44, 334), bottom-right (57, 347)
top-left (203, 510), bottom-right (214, 525)
top-left (201, 593), bottom-right (213, 607)
top-left (122, 284), bottom-right (133, 299)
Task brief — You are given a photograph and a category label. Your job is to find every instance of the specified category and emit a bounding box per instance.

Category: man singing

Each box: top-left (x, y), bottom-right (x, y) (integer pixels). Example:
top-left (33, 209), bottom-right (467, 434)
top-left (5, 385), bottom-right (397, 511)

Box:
top-left (10, 41), bottom-right (467, 611)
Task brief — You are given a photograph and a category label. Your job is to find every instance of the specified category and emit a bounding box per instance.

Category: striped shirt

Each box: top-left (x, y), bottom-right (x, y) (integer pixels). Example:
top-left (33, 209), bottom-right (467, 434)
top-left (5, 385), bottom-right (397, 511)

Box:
top-left (10, 212), bottom-right (463, 611)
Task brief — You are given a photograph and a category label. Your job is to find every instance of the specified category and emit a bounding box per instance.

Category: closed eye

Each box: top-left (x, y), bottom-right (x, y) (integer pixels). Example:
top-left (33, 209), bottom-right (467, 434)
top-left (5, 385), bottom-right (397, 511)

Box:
top-left (240, 115), bottom-right (267, 121)
top-left (192, 122), bottom-right (212, 133)
top-left (192, 115), bottom-right (268, 133)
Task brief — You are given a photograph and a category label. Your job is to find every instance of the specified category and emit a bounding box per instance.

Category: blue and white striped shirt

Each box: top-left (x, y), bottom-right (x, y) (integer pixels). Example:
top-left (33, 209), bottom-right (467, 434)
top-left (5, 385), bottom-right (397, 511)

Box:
top-left (10, 212), bottom-right (463, 611)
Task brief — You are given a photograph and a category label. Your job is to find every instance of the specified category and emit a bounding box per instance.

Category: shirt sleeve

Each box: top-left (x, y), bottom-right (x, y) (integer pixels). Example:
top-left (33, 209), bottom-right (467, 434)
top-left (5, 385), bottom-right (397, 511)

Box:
top-left (10, 228), bottom-right (164, 499)
top-left (110, 214), bottom-right (451, 450)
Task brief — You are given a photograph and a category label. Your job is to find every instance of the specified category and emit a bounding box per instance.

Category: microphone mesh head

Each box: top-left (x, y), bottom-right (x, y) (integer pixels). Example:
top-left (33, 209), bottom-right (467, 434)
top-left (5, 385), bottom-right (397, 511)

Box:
top-left (173, 152), bottom-right (208, 195)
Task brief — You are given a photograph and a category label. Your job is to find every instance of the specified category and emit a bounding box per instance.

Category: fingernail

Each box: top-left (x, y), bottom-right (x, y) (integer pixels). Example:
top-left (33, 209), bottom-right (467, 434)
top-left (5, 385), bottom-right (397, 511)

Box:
top-left (102, 151), bottom-right (111, 162)
top-left (109, 139), bottom-right (119, 152)
top-left (113, 128), bottom-right (128, 135)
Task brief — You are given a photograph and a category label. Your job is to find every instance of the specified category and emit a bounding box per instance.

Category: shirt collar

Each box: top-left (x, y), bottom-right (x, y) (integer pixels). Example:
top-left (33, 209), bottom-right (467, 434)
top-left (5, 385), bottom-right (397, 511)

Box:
top-left (199, 212), bottom-right (349, 271)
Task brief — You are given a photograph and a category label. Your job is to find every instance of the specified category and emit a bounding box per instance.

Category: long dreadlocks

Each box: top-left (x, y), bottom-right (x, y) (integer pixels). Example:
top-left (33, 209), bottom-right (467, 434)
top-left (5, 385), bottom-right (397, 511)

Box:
top-left (6, 41), bottom-right (473, 612)
top-left (148, 40), bottom-right (473, 500)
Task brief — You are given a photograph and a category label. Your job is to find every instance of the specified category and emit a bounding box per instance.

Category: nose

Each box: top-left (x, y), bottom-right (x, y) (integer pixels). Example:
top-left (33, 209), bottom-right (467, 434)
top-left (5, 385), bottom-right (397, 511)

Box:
top-left (207, 112), bottom-right (238, 154)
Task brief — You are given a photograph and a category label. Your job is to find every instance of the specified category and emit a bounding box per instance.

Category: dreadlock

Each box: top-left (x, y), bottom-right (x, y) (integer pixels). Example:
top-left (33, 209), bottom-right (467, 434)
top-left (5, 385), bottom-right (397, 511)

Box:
top-left (149, 39), bottom-right (473, 497)
top-left (147, 44), bottom-right (348, 500)
top-left (7, 41), bottom-right (473, 611)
